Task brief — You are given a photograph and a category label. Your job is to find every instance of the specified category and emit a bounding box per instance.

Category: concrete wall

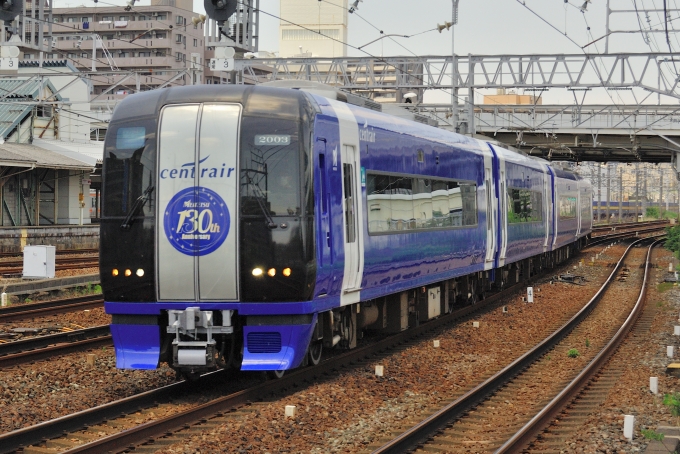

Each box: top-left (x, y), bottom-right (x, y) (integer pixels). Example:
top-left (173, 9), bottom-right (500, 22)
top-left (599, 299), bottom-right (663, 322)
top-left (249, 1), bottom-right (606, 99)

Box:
top-left (0, 225), bottom-right (99, 253)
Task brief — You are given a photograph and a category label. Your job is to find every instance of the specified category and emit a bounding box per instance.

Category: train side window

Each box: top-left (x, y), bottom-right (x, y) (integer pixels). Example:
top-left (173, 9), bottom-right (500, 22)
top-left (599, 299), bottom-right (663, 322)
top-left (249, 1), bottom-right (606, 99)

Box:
top-left (343, 164), bottom-right (356, 243)
top-left (319, 154), bottom-right (327, 215)
top-left (559, 195), bottom-right (577, 219)
top-left (366, 172), bottom-right (477, 234)
top-left (507, 188), bottom-right (543, 223)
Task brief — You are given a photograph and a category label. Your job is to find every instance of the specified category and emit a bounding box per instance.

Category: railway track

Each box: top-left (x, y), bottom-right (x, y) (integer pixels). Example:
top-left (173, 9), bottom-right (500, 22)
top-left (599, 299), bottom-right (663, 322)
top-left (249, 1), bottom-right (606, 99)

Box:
top-left (366, 237), bottom-right (659, 454)
top-left (0, 238), bottom-right (643, 454)
top-left (0, 325), bottom-right (111, 368)
top-left (0, 231), bottom-right (652, 453)
top-left (587, 223), bottom-right (667, 248)
top-left (0, 258), bottom-right (589, 453)
top-left (0, 295), bottom-right (103, 323)
top-left (0, 256), bottom-right (98, 275)
top-left (591, 219), bottom-right (668, 236)
top-left (0, 248), bottom-right (98, 259)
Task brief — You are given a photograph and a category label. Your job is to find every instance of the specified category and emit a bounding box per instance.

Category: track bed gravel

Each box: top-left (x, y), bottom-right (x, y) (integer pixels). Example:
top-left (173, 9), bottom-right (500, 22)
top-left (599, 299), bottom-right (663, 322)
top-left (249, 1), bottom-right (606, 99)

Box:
top-left (146, 247), bottom-right (623, 454)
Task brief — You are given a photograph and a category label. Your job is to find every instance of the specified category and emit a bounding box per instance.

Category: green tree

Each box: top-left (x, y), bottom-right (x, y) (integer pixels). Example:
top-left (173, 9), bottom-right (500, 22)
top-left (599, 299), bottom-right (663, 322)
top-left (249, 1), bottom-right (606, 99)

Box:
top-left (666, 225), bottom-right (680, 259)
top-left (647, 207), bottom-right (660, 219)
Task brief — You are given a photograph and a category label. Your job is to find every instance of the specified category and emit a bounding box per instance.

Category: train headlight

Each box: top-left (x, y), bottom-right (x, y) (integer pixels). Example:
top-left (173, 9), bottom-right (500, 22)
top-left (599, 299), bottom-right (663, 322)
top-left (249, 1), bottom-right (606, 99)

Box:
top-left (124, 269), bottom-right (132, 277)
top-left (112, 269), bottom-right (119, 276)
top-left (282, 268), bottom-right (292, 277)
top-left (252, 268), bottom-right (263, 277)
top-left (136, 269), bottom-right (144, 277)
top-left (267, 268), bottom-right (276, 277)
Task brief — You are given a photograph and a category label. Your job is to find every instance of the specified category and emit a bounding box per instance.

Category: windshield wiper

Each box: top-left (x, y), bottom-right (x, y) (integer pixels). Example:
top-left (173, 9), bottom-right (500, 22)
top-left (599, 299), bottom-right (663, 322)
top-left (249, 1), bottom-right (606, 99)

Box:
top-left (243, 172), bottom-right (277, 229)
top-left (120, 185), bottom-right (154, 230)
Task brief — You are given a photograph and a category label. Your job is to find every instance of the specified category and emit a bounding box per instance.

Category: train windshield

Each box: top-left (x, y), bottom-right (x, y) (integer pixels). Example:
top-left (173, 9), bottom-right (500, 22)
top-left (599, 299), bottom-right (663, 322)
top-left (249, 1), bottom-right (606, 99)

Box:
top-left (240, 116), bottom-right (301, 217)
top-left (102, 119), bottom-right (156, 218)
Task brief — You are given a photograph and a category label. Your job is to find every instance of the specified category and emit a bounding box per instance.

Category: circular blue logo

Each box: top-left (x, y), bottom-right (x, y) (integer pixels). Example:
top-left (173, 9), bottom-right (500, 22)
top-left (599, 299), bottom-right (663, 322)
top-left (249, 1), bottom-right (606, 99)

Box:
top-left (163, 187), bottom-right (230, 256)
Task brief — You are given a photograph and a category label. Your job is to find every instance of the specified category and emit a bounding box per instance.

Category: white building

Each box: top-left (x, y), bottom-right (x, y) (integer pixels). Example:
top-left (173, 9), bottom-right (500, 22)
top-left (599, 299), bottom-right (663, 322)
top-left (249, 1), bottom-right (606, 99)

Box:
top-left (279, 0), bottom-right (347, 58)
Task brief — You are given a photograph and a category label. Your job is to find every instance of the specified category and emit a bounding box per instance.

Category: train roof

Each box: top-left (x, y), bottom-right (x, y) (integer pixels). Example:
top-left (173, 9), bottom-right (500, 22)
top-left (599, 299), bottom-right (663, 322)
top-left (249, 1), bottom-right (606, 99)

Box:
top-left (110, 84), bottom-right (315, 123)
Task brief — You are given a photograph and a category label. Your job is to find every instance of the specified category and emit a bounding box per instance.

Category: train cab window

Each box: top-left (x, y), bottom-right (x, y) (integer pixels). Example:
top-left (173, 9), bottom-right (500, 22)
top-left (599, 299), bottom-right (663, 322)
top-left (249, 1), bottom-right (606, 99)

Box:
top-left (103, 120), bottom-right (156, 218)
top-left (366, 172), bottom-right (477, 234)
top-left (507, 188), bottom-right (543, 223)
top-left (240, 116), bottom-right (302, 217)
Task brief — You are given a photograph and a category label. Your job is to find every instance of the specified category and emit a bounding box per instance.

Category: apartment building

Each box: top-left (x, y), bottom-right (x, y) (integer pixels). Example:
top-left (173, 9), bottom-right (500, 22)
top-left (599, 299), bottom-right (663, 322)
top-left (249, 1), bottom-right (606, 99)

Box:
top-left (280, 0), bottom-right (347, 58)
top-left (44, 0), bottom-right (206, 98)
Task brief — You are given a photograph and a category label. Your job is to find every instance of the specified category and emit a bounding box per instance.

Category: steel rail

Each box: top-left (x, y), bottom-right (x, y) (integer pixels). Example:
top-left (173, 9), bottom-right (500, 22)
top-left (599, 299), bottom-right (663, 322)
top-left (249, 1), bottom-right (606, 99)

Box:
top-left (0, 295), bottom-right (103, 322)
top-left (0, 248), bottom-right (98, 258)
top-left (0, 325), bottom-right (110, 360)
top-left (591, 219), bottom-right (668, 233)
top-left (0, 336), bottom-right (112, 368)
top-left (0, 261), bottom-right (99, 275)
top-left (0, 375), bottom-right (200, 454)
top-left (587, 225), bottom-right (667, 248)
top-left (370, 236), bottom-right (653, 454)
top-left (495, 239), bottom-right (662, 453)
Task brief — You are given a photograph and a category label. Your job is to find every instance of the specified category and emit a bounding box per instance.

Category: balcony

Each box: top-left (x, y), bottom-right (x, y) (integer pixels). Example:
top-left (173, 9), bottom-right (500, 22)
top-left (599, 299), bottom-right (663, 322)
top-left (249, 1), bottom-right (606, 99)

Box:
top-left (63, 56), bottom-right (181, 71)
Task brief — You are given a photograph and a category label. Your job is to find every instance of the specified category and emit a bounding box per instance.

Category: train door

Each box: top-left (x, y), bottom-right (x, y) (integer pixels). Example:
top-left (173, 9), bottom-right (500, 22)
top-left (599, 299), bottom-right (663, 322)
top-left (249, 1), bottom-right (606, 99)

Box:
top-left (484, 161), bottom-right (496, 267)
top-left (498, 167), bottom-right (508, 265)
top-left (156, 103), bottom-right (241, 302)
top-left (542, 166), bottom-right (551, 251)
top-left (340, 144), bottom-right (363, 303)
top-left (576, 184), bottom-right (582, 238)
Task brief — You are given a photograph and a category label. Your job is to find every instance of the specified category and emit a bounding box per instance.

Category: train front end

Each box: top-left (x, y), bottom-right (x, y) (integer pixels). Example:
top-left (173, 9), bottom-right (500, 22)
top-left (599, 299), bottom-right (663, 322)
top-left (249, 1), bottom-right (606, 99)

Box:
top-left (100, 86), bottom-right (317, 376)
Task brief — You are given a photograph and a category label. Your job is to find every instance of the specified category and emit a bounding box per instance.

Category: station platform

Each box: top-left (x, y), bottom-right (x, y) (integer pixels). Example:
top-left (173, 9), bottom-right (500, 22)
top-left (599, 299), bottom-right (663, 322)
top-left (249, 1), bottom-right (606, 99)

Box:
top-left (3, 273), bottom-right (100, 296)
top-left (0, 225), bottom-right (99, 253)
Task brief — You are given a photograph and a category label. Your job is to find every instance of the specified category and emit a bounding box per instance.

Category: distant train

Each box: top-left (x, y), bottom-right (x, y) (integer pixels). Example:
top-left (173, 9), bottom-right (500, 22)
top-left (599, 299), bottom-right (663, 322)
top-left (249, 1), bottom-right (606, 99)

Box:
top-left (100, 84), bottom-right (592, 378)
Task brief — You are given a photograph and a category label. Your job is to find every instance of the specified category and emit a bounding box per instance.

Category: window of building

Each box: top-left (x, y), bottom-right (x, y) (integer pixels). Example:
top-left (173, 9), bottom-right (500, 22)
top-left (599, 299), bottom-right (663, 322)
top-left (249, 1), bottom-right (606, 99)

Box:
top-left (102, 16), bottom-right (113, 21)
top-left (156, 14), bottom-right (167, 20)
top-left (156, 32), bottom-right (166, 39)
top-left (67, 17), bottom-right (77, 23)
top-left (119, 16), bottom-right (129, 21)
top-left (193, 38), bottom-right (197, 47)
top-left (507, 188), bottom-right (543, 223)
top-left (119, 52), bottom-right (130, 58)
top-left (67, 53), bottom-right (75, 58)
top-left (139, 52), bottom-right (151, 57)
top-left (53, 17), bottom-right (60, 23)
top-left (138, 15), bottom-right (146, 20)
top-left (103, 34), bottom-right (114, 40)
top-left (176, 51), bottom-right (182, 61)
top-left (36, 106), bottom-right (52, 117)
top-left (81, 52), bottom-right (88, 58)
top-left (175, 15), bottom-right (183, 24)
top-left (81, 17), bottom-right (92, 22)
top-left (23, 53), bottom-right (33, 60)
top-left (175, 34), bottom-right (182, 43)
top-left (366, 173), bottom-right (477, 233)
top-left (282, 28), bottom-right (340, 41)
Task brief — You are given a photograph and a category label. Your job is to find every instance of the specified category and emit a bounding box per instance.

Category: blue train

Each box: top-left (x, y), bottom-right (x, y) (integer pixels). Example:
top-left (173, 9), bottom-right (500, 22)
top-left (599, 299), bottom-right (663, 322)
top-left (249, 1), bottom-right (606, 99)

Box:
top-left (101, 84), bottom-right (592, 377)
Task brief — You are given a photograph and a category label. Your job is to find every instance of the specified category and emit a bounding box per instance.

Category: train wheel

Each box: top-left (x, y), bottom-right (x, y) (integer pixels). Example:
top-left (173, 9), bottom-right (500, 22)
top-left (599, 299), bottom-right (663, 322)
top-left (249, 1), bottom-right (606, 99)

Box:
top-left (308, 340), bottom-right (323, 366)
top-left (267, 370), bottom-right (285, 379)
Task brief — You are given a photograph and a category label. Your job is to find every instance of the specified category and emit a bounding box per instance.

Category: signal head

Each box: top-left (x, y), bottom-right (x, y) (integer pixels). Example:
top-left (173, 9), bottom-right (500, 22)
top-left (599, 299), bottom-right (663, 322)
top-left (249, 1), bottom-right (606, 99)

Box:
top-left (0, 0), bottom-right (22, 23)
top-left (204, 0), bottom-right (237, 22)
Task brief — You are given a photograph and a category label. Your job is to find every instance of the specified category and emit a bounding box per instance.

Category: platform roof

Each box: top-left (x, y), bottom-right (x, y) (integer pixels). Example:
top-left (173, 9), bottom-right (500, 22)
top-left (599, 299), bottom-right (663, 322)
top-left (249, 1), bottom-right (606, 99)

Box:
top-left (0, 143), bottom-right (93, 170)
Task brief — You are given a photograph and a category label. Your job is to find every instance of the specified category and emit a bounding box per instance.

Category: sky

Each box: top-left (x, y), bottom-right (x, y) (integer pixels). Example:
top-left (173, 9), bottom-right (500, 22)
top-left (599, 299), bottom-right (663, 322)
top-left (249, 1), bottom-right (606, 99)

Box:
top-left (53, 0), bottom-right (680, 105)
